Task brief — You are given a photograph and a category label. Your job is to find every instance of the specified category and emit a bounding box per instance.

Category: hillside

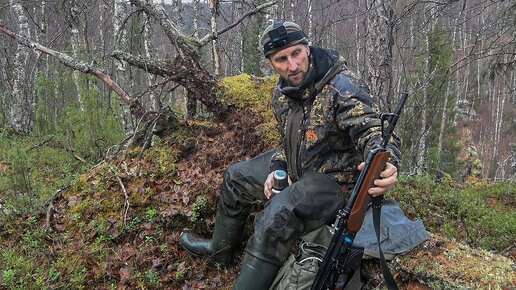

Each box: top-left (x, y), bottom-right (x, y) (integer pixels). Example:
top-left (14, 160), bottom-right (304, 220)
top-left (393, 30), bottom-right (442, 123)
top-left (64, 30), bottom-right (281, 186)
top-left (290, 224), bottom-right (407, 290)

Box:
top-left (0, 74), bottom-right (514, 289)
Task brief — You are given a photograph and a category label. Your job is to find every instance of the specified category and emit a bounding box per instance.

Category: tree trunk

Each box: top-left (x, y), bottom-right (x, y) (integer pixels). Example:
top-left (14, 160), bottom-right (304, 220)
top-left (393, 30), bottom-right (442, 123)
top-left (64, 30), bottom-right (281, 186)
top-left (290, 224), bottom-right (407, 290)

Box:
top-left (355, 2), bottom-right (361, 76)
top-left (193, 0), bottom-right (200, 39)
top-left (5, 0), bottom-right (36, 134)
top-left (437, 17), bottom-right (460, 160)
top-left (209, 0), bottom-right (221, 77)
top-left (113, 0), bottom-right (135, 133)
top-left (173, 0), bottom-right (185, 30)
top-left (415, 4), bottom-right (437, 175)
top-left (365, 0), bottom-right (394, 111)
top-left (490, 71), bottom-right (506, 181)
top-left (143, 16), bottom-right (161, 111)
top-left (307, 0), bottom-right (313, 42)
top-left (68, 0), bottom-right (85, 110)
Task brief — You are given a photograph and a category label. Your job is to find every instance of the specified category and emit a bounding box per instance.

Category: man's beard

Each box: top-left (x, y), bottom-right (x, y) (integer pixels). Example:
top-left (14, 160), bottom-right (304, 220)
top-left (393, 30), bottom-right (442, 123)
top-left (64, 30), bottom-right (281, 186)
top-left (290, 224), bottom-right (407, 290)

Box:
top-left (287, 71), bottom-right (306, 87)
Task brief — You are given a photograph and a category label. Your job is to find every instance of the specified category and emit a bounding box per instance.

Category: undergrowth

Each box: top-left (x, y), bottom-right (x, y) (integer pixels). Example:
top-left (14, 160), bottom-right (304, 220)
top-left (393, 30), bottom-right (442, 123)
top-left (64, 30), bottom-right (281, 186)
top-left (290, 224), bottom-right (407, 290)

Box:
top-left (393, 175), bottom-right (515, 252)
top-left (0, 128), bottom-right (91, 217)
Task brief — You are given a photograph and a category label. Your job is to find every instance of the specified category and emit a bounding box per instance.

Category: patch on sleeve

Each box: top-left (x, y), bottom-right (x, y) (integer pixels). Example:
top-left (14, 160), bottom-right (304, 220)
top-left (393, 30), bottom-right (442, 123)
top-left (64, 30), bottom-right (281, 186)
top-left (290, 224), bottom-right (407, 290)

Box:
top-left (305, 129), bottom-right (318, 143)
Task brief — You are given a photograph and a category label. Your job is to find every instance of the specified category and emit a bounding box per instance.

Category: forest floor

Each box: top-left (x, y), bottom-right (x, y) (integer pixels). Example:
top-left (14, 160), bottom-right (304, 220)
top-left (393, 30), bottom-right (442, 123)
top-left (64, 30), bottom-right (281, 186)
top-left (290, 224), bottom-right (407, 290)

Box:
top-left (0, 75), bottom-right (514, 289)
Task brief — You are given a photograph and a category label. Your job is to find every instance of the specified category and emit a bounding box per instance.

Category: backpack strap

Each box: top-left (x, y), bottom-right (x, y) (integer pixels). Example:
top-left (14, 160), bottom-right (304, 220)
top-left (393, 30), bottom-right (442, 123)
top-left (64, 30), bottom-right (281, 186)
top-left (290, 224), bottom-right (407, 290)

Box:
top-left (372, 195), bottom-right (399, 290)
top-left (342, 264), bottom-right (364, 290)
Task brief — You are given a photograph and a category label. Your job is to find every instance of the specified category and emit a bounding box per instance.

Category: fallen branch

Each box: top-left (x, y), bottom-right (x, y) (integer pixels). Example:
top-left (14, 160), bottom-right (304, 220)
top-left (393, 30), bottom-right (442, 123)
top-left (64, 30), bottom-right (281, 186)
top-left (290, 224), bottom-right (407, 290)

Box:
top-left (129, 0), bottom-right (197, 57)
top-left (0, 24), bottom-right (147, 119)
top-left (45, 202), bottom-right (54, 233)
top-left (110, 167), bottom-right (131, 224)
top-left (28, 135), bottom-right (55, 151)
top-left (67, 146), bottom-right (87, 163)
top-left (111, 50), bottom-right (181, 79)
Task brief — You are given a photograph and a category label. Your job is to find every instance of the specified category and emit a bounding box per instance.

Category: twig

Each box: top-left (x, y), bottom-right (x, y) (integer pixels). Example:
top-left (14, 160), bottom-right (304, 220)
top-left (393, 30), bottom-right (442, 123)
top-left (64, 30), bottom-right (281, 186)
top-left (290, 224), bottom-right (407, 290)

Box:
top-left (67, 146), bottom-right (87, 163)
top-left (28, 135), bottom-right (54, 151)
top-left (140, 110), bottom-right (165, 154)
top-left (127, 110), bottom-right (155, 148)
top-left (110, 167), bottom-right (130, 224)
top-left (44, 185), bottom-right (70, 233)
top-left (89, 159), bottom-right (107, 171)
top-left (45, 202), bottom-right (54, 233)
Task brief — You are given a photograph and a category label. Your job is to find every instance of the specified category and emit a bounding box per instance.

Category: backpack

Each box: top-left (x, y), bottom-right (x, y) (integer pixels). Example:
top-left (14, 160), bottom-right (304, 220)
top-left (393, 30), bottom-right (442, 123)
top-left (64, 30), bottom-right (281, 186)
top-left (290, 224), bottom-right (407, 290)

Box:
top-left (269, 199), bottom-right (429, 290)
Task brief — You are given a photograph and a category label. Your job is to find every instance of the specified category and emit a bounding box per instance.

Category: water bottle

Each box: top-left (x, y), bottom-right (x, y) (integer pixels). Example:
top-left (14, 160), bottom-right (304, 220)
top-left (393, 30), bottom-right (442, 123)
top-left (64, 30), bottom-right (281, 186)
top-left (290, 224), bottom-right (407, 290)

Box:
top-left (271, 170), bottom-right (288, 194)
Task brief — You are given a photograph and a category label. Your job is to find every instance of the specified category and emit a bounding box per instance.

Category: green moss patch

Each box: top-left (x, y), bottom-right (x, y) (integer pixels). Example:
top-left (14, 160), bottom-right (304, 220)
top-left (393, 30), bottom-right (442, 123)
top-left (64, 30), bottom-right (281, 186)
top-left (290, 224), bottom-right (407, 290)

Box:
top-left (393, 175), bottom-right (515, 252)
top-left (218, 74), bottom-right (280, 145)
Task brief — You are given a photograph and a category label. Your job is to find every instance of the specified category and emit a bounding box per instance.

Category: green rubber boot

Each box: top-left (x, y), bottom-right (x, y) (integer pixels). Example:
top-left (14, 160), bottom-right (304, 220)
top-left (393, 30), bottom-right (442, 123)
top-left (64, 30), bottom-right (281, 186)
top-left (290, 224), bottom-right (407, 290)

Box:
top-left (233, 254), bottom-right (280, 290)
top-left (180, 212), bottom-right (242, 267)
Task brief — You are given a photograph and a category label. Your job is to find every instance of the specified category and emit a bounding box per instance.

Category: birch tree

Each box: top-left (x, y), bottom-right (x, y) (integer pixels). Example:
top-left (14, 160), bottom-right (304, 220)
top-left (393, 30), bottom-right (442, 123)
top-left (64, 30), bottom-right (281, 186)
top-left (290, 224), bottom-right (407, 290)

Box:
top-left (4, 0), bottom-right (36, 134)
top-left (113, 0), bottom-right (134, 132)
top-left (192, 0), bottom-right (201, 38)
top-left (209, 0), bottom-right (222, 77)
top-left (67, 0), bottom-right (85, 110)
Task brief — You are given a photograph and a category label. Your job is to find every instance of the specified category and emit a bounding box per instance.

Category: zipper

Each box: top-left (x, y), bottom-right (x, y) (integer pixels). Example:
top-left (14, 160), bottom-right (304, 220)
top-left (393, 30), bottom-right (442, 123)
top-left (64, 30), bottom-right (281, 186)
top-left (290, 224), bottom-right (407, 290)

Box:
top-left (297, 99), bottom-right (311, 179)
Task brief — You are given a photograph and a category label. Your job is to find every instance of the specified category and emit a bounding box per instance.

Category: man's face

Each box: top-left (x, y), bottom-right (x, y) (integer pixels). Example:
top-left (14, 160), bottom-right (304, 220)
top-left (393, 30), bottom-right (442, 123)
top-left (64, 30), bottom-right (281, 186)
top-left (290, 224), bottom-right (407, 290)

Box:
top-left (268, 44), bottom-right (310, 87)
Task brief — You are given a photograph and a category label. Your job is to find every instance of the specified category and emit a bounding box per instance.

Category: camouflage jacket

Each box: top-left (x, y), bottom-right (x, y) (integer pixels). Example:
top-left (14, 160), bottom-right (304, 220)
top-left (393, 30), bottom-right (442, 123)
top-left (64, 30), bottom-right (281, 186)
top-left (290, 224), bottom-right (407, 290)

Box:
top-left (269, 46), bottom-right (401, 188)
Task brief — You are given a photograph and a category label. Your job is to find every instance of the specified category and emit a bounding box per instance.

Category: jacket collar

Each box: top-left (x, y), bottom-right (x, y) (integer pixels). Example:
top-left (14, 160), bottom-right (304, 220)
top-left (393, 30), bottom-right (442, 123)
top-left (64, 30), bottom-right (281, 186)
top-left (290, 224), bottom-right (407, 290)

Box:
top-left (279, 46), bottom-right (341, 100)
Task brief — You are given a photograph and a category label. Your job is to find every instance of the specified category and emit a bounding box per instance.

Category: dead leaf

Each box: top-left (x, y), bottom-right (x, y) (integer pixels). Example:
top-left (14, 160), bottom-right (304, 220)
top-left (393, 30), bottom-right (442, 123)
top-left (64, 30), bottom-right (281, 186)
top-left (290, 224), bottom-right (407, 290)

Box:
top-left (119, 267), bottom-right (131, 283)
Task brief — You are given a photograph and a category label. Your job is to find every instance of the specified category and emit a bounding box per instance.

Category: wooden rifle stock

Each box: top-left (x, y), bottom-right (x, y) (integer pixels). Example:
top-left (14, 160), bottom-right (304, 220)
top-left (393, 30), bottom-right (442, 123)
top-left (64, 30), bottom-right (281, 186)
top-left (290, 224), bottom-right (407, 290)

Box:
top-left (347, 151), bottom-right (391, 232)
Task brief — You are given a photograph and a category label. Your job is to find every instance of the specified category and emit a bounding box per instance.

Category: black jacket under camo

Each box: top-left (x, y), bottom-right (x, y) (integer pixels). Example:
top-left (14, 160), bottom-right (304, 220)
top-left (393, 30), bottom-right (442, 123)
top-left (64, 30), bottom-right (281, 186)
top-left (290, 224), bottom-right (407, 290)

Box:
top-left (269, 46), bottom-right (401, 189)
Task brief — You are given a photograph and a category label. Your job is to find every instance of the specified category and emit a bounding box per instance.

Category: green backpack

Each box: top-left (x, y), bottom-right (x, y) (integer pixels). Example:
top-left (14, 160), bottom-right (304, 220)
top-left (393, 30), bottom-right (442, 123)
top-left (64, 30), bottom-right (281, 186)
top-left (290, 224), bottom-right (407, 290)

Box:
top-left (269, 199), bottom-right (429, 290)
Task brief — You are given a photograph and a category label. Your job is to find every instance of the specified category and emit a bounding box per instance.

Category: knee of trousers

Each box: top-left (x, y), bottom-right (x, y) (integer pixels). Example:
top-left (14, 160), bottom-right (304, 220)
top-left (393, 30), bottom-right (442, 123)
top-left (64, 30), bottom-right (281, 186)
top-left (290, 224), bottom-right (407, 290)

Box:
top-left (245, 173), bottom-right (344, 265)
top-left (245, 204), bottom-right (303, 266)
top-left (288, 173), bottom-right (345, 230)
top-left (217, 164), bottom-right (251, 218)
top-left (218, 150), bottom-right (275, 217)
top-left (218, 160), bottom-right (269, 218)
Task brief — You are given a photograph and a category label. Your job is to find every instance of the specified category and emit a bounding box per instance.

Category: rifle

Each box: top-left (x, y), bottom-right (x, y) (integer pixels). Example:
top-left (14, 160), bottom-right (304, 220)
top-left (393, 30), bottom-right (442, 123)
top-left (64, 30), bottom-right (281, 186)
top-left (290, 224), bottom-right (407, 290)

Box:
top-left (311, 93), bottom-right (409, 290)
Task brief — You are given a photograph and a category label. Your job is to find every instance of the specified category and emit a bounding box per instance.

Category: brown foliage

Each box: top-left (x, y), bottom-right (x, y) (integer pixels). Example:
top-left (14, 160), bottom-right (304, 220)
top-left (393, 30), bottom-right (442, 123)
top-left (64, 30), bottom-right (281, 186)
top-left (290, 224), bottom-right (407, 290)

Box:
top-left (36, 107), bottom-right (271, 289)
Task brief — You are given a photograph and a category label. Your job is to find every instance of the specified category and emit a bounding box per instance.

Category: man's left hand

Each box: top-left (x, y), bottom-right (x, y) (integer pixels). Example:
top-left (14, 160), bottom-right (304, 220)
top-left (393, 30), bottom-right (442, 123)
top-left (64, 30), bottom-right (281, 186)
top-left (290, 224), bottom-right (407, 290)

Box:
top-left (357, 162), bottom-right (398, 197)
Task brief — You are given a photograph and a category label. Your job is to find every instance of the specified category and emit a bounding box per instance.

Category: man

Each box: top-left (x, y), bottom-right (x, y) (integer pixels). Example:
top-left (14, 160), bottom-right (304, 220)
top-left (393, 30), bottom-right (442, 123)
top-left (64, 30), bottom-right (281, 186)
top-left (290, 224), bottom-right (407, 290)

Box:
top-left (180, 20), bottom-right (401, 289)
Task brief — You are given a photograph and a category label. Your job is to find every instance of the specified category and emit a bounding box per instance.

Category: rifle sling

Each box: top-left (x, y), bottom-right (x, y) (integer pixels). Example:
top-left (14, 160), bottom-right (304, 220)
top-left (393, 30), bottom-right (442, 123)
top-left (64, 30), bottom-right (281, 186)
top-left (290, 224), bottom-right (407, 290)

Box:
top-left (372, 195), bottom-right (399, 290)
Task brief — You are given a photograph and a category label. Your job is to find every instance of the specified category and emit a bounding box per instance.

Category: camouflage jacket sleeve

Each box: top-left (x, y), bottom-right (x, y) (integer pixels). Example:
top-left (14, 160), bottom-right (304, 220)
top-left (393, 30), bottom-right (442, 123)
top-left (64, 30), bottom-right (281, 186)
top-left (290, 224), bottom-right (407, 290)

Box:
top-left (269, 87), bottom-right (289, 173)
top-left (332, 70), bottom-right (402, 169)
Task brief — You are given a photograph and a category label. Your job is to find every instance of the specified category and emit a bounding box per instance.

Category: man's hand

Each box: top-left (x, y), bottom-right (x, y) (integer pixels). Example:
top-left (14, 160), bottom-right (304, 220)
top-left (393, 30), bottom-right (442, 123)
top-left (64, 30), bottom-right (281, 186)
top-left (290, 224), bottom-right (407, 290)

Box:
top-left (263, 171), bottom-right (292, 199)
top-left (263, 172), bottom-right (275, 199)
top-left (357, 162), bottom-right (398, 197)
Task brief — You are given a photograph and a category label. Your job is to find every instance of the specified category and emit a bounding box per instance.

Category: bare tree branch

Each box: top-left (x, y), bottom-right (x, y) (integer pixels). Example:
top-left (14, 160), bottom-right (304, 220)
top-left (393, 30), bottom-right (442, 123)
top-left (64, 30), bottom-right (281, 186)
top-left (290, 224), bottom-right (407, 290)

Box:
top-left (199, 0), bottom-right (277, 46)
top-left (129, 0), bottom-right (201, 57)
top-left (128, 0), bottom-right (230, 119)
top-left (111, 50), bottom-right (184, 80)
top-left (110, 166), bottom-right (131, 224)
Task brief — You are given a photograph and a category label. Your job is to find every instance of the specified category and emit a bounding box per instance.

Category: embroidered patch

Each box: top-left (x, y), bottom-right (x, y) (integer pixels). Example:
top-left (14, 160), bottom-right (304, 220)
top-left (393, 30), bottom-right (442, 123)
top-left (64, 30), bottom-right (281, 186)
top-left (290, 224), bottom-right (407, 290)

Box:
top-left (306, 129), bottom-right (318, 142)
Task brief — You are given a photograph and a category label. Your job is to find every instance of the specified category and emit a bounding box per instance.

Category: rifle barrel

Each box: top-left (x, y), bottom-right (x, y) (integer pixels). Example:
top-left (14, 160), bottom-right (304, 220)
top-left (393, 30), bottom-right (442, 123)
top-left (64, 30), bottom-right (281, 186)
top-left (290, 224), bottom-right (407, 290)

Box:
top-left (380, 92), bottom-right (409, 148)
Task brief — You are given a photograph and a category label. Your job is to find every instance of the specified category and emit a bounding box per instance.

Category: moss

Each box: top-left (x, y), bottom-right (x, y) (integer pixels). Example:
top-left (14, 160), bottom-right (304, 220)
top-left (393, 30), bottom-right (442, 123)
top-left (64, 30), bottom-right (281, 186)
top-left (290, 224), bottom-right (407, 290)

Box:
top-left (218, 74), bottom-right (280, 145)
top-left (72, 174), bottom-right (90, 192)
top-left (143, 146), bottom-right (178, 179)
top-left (393, 175), bottom-right (515, 252)
top-left (396, 234), bottom-right (515, 289)
top-left (191, 194), bottom-right (208, 223)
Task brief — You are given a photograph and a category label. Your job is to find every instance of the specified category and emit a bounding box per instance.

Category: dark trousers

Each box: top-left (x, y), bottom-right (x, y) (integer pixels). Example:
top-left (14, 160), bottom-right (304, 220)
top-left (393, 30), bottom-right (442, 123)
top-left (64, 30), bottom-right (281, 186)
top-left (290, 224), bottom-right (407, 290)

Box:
top-left (218, 149), bottom-right (346, 266)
